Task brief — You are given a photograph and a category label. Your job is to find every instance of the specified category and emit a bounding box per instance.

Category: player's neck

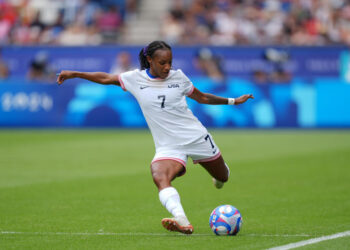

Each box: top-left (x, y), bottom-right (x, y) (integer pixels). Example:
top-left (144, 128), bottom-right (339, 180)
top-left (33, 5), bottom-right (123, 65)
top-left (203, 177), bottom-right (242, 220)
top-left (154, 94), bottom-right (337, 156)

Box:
top-left (146, 68), bottom-right (158, 79)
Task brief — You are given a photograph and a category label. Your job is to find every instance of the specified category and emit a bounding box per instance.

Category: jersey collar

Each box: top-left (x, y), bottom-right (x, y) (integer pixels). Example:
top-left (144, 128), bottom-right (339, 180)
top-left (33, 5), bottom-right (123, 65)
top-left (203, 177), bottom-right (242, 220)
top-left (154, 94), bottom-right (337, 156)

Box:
top-left (146, 68), bottom-right (158, 79)
top-left (145, 68), bottom-right (174, 81)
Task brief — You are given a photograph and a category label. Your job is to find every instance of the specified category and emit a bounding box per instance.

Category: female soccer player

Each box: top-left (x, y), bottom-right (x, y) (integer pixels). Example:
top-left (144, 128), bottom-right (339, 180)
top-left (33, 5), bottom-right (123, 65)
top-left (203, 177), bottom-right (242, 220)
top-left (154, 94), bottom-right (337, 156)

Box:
top-left (57, 41), bottom-right (254, 234)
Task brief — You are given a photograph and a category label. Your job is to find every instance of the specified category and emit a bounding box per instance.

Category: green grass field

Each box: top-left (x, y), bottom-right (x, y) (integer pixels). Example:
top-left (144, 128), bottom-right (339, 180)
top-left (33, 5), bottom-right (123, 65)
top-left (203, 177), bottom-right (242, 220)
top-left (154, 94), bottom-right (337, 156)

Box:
top-left (0, 130), bottom-right (349, 249)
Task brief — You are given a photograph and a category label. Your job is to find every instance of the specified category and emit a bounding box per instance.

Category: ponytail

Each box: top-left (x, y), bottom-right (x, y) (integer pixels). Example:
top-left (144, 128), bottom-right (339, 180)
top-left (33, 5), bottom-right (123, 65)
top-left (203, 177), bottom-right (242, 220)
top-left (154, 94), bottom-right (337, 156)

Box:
top-left (139, 41), bottom-right (171, 70)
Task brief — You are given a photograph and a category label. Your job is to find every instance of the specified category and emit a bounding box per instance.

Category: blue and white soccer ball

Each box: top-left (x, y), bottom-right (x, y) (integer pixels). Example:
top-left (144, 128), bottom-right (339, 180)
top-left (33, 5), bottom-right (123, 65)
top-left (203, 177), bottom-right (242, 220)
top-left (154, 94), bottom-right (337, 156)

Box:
top-left (209, 205), bottom-right (243, 236)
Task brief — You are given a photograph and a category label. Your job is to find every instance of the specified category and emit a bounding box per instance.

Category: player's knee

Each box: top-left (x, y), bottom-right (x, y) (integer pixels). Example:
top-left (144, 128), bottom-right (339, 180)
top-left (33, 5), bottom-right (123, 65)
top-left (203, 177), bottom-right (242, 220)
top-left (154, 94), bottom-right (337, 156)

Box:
top-left (151, 170), bottom-right (163, 182)
top-left (151, 167), bottom-right (169, 188)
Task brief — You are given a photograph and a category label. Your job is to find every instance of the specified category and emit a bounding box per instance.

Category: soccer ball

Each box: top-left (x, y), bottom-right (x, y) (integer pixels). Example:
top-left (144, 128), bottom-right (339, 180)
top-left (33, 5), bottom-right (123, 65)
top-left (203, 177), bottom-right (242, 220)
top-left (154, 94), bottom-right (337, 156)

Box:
top-left (209, 205), bottom-right (243, 236)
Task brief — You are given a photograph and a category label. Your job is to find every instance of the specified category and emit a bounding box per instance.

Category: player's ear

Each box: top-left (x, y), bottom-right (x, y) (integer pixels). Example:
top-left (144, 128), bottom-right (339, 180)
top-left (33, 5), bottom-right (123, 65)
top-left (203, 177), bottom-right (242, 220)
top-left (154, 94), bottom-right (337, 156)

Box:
top-left (146, 55), bottom-right (152, 64)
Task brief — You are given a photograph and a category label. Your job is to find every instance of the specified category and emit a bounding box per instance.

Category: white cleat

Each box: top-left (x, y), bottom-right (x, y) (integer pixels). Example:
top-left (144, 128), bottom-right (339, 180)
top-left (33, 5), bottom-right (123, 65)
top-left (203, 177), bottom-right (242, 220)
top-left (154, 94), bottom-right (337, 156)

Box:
top-left (213, 178), bottom-right (224, 189)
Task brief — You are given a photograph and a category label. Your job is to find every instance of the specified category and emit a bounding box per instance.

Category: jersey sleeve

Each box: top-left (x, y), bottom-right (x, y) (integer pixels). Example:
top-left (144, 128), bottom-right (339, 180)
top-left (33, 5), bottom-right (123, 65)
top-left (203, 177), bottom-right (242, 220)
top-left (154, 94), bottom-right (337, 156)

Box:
top-left (117, 69), bottom-right (138, 93)
top-left (179, 70), bottom-right (195, 96)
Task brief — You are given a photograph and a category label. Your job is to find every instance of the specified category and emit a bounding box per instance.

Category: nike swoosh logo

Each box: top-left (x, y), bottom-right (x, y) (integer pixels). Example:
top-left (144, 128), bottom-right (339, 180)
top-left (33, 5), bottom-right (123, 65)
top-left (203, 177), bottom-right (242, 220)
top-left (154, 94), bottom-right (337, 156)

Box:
top-left (212, 149), bottom-right (217, 154)
top-left (140, 86), bottom-right (150, 89)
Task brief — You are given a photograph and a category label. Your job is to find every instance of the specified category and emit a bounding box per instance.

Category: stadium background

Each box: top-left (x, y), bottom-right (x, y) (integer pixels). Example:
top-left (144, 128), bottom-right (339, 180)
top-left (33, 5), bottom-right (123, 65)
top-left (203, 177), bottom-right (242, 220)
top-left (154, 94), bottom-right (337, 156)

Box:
top-left (1, 1), bottom-right (350, 249)
top-left (1, 0), bottom-right (350, 128)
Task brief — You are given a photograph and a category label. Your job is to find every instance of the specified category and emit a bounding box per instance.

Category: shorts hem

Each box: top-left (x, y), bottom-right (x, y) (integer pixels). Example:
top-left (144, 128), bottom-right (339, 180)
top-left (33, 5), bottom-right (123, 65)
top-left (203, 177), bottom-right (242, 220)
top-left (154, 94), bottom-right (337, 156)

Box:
top-left (151, 157), bottom-right (186, 167)
top-left (192, 152), bottom-right (222, 164)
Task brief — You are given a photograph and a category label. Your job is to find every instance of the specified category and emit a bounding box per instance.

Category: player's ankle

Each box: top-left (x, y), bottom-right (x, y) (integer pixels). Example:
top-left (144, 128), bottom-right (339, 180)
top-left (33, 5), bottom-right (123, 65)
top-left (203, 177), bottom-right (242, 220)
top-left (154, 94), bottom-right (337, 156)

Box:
top-left (175, 215), bottom-right (191, 226)
top-left (213, 178), bottom-right (225, 189)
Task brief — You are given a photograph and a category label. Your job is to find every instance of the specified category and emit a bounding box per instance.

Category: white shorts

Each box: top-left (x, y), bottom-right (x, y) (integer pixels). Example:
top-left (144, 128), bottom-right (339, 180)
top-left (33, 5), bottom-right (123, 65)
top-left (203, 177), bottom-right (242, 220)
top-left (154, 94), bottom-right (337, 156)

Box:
top-left (151, 133), bottom-right (221, 176)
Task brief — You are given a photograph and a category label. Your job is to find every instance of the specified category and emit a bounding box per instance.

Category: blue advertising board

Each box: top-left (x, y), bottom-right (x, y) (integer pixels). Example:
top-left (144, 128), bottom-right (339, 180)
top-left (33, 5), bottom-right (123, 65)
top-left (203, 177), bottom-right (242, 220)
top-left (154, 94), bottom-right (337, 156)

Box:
top-left (2, 46), bottom-right (348, 79)
top-left (1, 78), bottom-right (350, 128)
top-left (0, 83), bottom-right (74, 126)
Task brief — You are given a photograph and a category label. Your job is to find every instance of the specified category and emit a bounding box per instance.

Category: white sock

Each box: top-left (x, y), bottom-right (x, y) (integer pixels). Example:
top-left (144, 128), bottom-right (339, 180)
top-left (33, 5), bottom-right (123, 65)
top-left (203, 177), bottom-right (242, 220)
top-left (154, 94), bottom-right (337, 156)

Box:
top-left (159, 187), bottom-right (189, 223)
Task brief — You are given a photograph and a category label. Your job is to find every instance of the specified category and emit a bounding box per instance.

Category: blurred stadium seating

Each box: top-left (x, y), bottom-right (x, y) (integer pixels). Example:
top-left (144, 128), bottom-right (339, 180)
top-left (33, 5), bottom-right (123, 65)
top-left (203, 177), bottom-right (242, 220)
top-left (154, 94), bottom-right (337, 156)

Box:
top-left (1, 0), bottom-right (350, 46)
top-left (0, 0), bottom-right (139, 45)
top-left (162, 0), bottom-right (350, 46)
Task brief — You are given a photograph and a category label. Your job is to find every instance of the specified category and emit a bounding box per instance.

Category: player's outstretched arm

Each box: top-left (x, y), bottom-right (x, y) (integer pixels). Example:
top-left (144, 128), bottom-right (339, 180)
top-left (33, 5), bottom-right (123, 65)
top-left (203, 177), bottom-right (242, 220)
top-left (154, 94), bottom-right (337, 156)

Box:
top-left (188, 87), bottom-right (254, 105)
top-left (56, 70), bottom-right (120, 86)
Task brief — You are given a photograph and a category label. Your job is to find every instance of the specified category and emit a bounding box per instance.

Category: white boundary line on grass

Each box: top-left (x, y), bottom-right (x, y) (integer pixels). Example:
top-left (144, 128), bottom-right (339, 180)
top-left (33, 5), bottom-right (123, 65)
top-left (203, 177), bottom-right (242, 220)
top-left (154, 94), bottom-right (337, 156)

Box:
top-left (1, 231), bottom-right (195, 236)
top-left (0, 231), bottom-right (311, 237)
top-left (268, 230), bottom-right (350, 250)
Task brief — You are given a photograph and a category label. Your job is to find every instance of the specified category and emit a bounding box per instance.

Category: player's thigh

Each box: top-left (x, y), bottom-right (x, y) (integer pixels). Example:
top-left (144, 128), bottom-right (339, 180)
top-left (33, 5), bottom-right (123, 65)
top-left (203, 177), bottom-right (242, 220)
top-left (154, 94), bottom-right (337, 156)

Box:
top-left (199, 155), bottom-right (229, 182)
top-left (151, 160), bottom-right (184, 184)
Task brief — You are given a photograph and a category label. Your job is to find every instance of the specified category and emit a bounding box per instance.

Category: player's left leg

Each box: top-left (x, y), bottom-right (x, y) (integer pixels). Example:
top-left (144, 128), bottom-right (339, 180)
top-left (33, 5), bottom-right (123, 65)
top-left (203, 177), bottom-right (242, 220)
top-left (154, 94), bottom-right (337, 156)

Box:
top-left (151, 160), bottom-right (194, 234)
top-left (199, 155), bottom-right (230, 189)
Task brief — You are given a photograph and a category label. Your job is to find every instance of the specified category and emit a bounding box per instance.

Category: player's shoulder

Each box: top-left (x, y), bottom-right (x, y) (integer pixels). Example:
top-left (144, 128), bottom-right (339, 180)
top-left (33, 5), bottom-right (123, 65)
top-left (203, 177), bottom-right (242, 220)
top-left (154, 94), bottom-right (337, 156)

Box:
top-left (169, 69), bottom-right (185, 77)
top-left (119, 69), bottom-right (145, 83)
top-left (120, 68), bottom-right (141, 78)
top-left (168, 69), bottom-right (189, 82)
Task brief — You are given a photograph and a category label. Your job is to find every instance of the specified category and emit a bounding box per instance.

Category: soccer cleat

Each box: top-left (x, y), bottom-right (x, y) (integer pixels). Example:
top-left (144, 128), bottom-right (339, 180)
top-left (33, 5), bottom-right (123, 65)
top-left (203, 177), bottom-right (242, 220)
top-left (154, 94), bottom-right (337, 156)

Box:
top-left (213, 178), bottom-right (224, 189)
top-left (161, 217), bottom-right (194, 234)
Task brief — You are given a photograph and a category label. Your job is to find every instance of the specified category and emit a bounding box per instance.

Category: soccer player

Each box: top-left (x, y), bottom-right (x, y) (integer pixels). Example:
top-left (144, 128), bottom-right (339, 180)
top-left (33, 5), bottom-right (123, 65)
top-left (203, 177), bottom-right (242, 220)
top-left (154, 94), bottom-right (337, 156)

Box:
top-left (56, 41), bottom-right (254, 234)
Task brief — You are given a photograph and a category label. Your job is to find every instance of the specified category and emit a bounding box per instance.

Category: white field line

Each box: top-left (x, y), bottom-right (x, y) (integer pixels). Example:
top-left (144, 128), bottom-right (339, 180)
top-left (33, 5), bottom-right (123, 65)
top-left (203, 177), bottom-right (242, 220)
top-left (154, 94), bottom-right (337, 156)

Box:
top-left (0, 231), bottom-right (312, 237)
top-left (246, 234), bottom-right (311, 237)
top-left (1, 231), bottom-right (193, 236)
top-left (268, 230), bottom-right (350, 250)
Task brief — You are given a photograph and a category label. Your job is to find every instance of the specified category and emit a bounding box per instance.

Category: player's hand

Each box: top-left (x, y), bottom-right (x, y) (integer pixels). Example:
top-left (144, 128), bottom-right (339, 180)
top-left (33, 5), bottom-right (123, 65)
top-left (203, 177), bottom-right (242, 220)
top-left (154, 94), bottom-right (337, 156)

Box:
top-left (56, 70), bottom-right (75, 85)
top-left (235, 94), bottom-right (254, 105)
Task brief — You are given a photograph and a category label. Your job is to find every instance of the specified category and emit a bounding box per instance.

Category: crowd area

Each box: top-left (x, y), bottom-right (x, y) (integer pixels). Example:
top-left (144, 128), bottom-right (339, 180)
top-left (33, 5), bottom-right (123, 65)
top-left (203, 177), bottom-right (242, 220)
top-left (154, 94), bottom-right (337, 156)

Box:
top-left (162, 0), bottom-right (350, 46)
top-left (1, 0), bottom-right (350, 46)
top-left (0, 0), bottom-right (139, 45)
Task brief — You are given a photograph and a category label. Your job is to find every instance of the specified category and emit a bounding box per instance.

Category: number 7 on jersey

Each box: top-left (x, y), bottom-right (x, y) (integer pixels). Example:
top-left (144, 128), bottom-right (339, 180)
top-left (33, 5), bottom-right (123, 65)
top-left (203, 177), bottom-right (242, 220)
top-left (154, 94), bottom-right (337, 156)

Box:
top-left (158, 95), bottom-right (166, 108)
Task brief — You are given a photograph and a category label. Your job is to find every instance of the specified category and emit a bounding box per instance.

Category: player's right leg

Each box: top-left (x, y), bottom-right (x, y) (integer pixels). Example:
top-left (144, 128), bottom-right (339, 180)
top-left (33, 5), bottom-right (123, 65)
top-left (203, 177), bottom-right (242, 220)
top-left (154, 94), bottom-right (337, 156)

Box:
top-left (151, 159), bottom-right (194, 234)
top-left (188, 133), bottom-right (229, 189)
top-left (198, 155), bottom-right (230, 189)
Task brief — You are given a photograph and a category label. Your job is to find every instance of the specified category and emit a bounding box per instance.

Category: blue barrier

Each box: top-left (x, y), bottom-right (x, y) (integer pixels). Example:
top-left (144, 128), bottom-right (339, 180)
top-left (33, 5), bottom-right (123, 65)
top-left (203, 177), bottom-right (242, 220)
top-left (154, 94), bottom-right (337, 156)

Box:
top-left (1, 78), bottom-right (349, 128)
top-left (2, 46), bottom-right (348, 78)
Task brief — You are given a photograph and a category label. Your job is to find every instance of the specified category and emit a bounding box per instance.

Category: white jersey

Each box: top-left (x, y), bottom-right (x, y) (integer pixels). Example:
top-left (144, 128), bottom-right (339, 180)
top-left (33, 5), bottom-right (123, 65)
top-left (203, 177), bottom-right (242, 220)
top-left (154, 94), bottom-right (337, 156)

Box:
top-left (118, 69), bottom-right (208, 149)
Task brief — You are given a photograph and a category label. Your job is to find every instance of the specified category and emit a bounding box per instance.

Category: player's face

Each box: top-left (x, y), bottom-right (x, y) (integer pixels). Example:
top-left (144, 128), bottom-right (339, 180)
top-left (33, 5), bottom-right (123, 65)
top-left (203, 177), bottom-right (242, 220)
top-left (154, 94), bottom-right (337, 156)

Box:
top-left (148, 49), bottom-right (172, 79)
